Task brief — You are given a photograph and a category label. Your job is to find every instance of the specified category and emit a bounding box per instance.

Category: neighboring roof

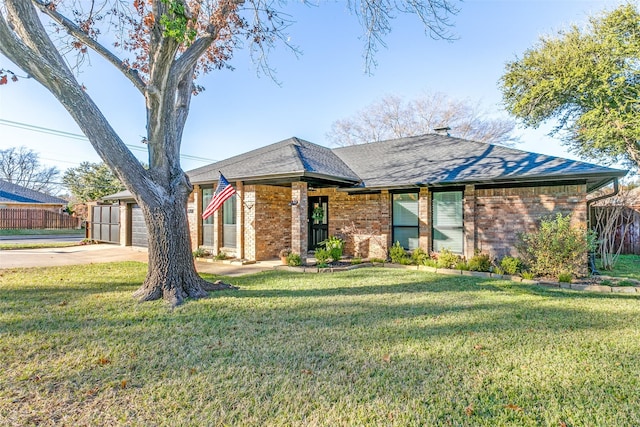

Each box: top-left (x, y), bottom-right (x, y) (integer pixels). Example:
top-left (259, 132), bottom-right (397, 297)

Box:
top-left (332, 134), bottom-right (627, 192)
top-left (188, 137), bottom-right (361, 186)
top-left (0, 179), bottom-right (67, 204)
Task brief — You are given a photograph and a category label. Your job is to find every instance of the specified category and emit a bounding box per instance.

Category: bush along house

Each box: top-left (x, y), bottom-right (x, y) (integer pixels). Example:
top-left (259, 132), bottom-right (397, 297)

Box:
top-left (103, 133), bottom-right (627, 262)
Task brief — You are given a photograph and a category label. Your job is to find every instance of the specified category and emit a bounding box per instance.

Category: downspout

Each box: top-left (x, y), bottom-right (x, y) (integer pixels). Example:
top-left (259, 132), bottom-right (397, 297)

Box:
top-left (586, 178), bottom-right (620, 274)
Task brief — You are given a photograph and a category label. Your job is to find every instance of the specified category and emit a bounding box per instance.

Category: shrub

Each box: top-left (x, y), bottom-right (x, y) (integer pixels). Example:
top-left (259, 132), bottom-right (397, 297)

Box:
top-left (411, 248), bottom-right (429, 265)
top-left (521, 271), bottom-right (535, 280)
top-left (321, 236), bottom-right (344, 262)
top-left (286, 253), bottom-right (302, 266)
top-left (192, 248), bottom-right (208, 258)
top-left (279, 248), bottom-right (292, 258)
top-left (423, 258), bottom-right (437, 268)
top-left (350, 257), bottom-right (362, 265)
top-left (389, 241), bottom-right (408, 264)
top-left (455, 261), bottom-right (470, 271)
top-left (467, 251), bottom-right (491, 272)
top-left (500, 256), bottom-right (521, 275)
top-left (436, 248), bottom-right (460, 269)
top-left (370, 257), bottom-right (386, 264)
top-left (493, 266), bottom-right (505, 275)
top-left (516, 213), bottom-right (596, 278)
top-left (399, 257), bottom-right (413, 265)
top-left (214, 251), bottom-right (227, 260)
top-left (314, 248), bottom-right (331, 265)
top-left (557, 272), bottom-right (573, 283)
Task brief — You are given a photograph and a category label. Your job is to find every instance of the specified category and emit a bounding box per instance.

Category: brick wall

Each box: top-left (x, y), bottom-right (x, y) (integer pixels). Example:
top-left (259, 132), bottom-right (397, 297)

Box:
top-left (308, 188), bottom-right (390, 259)
top-left (474, 184), bottom-right (587, 259)
top-left (251, 185), bottom-right (292, 260)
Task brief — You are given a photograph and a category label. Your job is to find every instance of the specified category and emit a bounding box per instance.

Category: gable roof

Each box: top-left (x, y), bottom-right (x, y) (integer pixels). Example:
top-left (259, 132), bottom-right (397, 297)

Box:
top-left (186, 134), bottom-right (626, 193)
top-left (0, 179), bottom-right (67, 204)
top-left (188, 137), bottom-right (360, 186)
top-left (332, 134), bottom-right (627, 192)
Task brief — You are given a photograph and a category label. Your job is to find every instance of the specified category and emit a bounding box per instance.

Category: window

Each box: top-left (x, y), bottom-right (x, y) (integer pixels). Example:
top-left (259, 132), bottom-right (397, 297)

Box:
top-left (432, 191), bottom-right (463, 253)
top-left (222, 195), bottom-right (237, 248)
top-left (201, 189), bottom-right (236, 248)
top-left (392, 193), bottom-right (419, 250)
top-left (202, 187), bottom-right (214, 247)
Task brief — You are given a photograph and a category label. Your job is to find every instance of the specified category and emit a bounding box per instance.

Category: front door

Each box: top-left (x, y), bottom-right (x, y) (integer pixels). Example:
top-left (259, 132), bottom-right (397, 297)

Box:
top-left (308, 196), bottom-right (328, 250)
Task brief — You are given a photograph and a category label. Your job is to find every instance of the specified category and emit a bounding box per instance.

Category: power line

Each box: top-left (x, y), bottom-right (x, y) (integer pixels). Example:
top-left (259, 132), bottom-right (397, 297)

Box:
top-left (0, 118), bottom-right (218, 164)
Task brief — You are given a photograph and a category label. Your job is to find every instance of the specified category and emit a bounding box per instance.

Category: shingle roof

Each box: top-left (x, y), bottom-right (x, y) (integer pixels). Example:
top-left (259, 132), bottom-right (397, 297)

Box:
top-left (332, 134), bottom-right (627, 191)
top-left (0, 179), bottom-right (67, 204)
top-left (104, 134), bottom-right (625, 202)
top-left (188, 137), bottom-right (360, 185)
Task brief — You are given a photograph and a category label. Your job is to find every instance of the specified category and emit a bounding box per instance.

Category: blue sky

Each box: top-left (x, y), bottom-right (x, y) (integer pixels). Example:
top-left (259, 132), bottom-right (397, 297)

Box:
top-left (0, 0), bottom-right (627, 176)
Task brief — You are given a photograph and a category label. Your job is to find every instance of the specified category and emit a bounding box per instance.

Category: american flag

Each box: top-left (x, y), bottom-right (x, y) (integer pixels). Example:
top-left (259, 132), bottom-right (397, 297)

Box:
top-left (202, 174), bottom-right (236, 220)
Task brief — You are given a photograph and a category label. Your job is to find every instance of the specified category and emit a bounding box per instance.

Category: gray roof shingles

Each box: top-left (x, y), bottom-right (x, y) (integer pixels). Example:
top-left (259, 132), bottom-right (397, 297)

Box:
top-left (106, 134), bottom-right (626, 201)
top-left (188, 137), bottom-right (360, 184)
top-left (0, 179), bottom-right (67, 204)
top-left (332, 134), bottom-right (626, 189)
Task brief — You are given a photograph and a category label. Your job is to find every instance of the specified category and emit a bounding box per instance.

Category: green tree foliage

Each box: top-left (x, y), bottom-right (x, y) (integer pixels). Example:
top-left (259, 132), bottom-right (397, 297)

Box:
top-left (500, 3), bottom-right (640, 169)
top-left (63, 162), bottom-right (125, 202)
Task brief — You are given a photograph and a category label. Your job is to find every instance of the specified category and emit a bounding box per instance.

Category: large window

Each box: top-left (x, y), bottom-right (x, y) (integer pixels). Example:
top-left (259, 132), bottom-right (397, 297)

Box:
top-left (432, 191), bottom-right (463, 253)
top-left (201, 189), bottom-right (236, 248)
top-left (393, 193), bottom-right (419, 250)
top-left (222, 195), bottom-right (237, 248)
top-left (202, 187), bottom-right (214, 247)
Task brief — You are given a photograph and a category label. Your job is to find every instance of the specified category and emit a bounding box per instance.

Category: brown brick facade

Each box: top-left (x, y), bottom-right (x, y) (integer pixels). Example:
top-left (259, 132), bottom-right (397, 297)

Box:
top-left (307, 188), bottom-right (390, 259)
top-left (188, 181), bottom-right (588, 262)
top-left (473, 184), bottom-right (587, 259)
top-left (251, 185), bottom-right (292, 260)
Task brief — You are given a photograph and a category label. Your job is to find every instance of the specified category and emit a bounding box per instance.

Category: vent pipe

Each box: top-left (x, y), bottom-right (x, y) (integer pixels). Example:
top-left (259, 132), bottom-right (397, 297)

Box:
top-left (433, 126), bottom-right (451, 136)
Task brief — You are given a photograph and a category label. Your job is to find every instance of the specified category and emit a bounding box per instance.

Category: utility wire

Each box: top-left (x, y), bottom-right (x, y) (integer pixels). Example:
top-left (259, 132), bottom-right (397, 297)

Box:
top-left (0, 118), bottom-right (218, 163)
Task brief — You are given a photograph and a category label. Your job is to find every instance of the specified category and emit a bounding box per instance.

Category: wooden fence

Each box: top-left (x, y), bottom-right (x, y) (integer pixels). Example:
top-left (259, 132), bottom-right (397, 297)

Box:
top-left (592, 206), bottom-right (640, 255)
top-left (0, 208), bottom-right (82, 230)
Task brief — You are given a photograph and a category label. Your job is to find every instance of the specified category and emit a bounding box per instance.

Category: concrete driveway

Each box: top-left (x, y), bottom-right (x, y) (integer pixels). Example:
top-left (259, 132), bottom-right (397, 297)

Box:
top-left (0, 244), bottom-right (277, 277)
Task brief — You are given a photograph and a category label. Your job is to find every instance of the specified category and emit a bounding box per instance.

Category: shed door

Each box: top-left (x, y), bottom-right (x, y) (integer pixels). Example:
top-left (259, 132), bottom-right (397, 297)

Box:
top-left (131, 204), bottom-right (149, 248)
top-left (91, 204), bottom-right (120, 244)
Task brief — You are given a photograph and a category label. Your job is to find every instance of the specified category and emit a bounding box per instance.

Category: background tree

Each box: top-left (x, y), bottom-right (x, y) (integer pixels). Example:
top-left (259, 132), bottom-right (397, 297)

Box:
top-left (0, 0), bottom-right (460, 306)
top-left (0, 146), bottom-right (59, 194)
top-left (63, 162), bottom-right (125, 203)
top-left (500, 3), bottom-right (640, 169)
top-left (327, 93), bottom-right (518, 146)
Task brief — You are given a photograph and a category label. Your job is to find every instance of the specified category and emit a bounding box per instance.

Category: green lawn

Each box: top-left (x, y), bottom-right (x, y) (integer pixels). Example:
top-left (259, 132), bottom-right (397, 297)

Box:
top-left (600, 254), bottom-right (640, 281)
top-left (1, 264), bottom-right (639, 426)
top-left (0, 242), bottom-right (81, 250)
top-left (0, 228), bottom-right (85, 236)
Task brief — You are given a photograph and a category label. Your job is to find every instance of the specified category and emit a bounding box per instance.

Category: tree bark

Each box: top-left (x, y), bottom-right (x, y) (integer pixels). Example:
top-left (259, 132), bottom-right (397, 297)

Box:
top-left (131, 188), bottom-right (210, 307)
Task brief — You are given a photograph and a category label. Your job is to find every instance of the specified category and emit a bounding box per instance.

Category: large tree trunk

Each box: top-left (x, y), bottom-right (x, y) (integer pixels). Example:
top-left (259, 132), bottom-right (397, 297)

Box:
top-left (132, 191), bottom-right (210, 306)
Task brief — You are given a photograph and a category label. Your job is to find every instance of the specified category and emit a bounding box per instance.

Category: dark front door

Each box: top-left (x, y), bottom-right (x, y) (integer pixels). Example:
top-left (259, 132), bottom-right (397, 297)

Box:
top-left (308, 196), bottom-right (328, 250)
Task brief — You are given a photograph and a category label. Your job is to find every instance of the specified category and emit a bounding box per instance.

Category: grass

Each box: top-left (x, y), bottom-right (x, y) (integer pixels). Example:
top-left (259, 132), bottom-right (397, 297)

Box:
top-left (1, 264), bottom-right (639, 426)
top-left (0, 242), bottom-right (81, 250)
top-left (0, 228), bottom-right (85, 236)
top-left (600, 254), bottom-right (640, 281)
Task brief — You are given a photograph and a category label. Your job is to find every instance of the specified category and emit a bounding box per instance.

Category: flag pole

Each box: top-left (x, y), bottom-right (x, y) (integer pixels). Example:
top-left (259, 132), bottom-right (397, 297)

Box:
top-left (220, 171), bottom-right (253, 210)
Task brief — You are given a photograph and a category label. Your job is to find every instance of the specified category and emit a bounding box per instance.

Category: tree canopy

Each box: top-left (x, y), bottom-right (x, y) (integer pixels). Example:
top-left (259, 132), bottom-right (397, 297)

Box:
top-left (0, 0), bottom-right (460, 306)
top-left (327, 92), bottom-right (518, 146)
top-left (500, 3), bottom-right (640, 170)
top-left (0, 146), bottom-right (59, 194)
top-left (63, 162), bottom-right (125, 203)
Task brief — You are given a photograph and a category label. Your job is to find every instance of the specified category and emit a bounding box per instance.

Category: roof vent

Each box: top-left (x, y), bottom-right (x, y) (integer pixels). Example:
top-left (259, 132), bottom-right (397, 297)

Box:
top-left (433, 126), bottom-right (451, 136)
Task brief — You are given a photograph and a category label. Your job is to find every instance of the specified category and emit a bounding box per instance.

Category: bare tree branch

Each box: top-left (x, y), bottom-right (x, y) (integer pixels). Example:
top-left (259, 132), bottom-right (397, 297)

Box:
top-left (32, 0), bottom-right (147, 94)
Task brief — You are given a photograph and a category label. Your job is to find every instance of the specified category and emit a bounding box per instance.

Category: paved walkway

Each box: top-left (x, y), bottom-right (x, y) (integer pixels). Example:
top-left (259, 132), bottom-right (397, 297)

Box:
top-left (0, 244), bottom-right (278, 277)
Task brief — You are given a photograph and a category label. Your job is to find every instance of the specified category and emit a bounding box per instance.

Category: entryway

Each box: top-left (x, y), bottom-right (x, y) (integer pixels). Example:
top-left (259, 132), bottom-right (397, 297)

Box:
top-left (308, 196), bottom-right (328, 250)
